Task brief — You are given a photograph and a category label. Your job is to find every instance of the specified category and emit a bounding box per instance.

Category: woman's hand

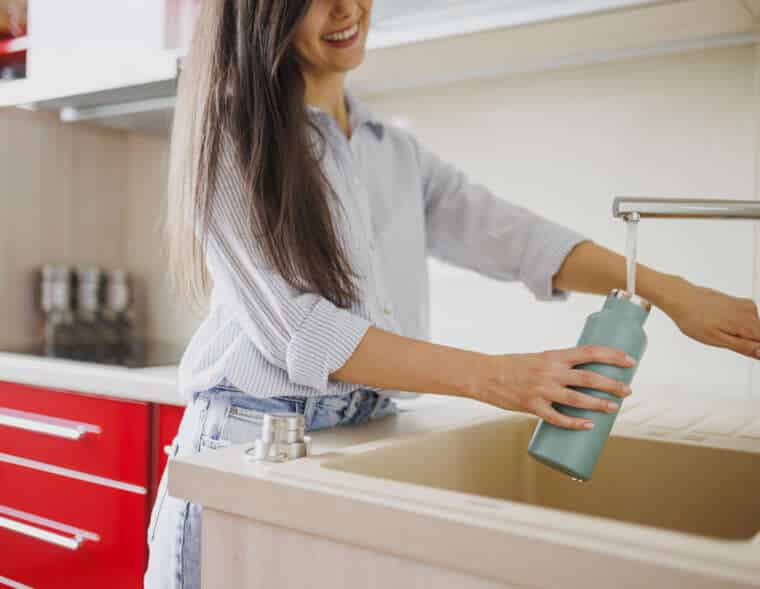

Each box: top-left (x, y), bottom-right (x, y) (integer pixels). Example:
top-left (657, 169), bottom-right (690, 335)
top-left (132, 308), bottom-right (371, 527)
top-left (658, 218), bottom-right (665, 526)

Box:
top-left (661, 280), bottom-right (760, 359)
top-left (474, 346), bottom-right (635, 430)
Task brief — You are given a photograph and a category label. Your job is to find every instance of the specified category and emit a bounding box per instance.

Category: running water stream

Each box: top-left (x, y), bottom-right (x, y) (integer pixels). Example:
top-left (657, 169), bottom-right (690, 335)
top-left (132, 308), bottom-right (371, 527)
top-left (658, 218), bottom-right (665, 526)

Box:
top-left (625, 217), bottom-right (638, 296)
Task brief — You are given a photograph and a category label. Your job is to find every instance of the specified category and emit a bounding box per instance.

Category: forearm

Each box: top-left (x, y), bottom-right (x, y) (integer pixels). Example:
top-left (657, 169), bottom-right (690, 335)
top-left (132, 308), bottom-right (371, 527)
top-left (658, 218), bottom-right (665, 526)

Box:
top-left (329, 326), bottom-right (485, 398)
top-left (552, 240), bottom-right (689, 311)
top-left (330, 242), bottom-right (688, 397)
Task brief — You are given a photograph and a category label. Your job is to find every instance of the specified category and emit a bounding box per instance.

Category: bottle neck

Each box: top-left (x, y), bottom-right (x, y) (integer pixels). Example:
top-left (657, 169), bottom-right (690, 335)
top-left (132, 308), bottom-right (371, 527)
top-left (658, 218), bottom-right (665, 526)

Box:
top-left (602, 294), bottom-right (650, 325)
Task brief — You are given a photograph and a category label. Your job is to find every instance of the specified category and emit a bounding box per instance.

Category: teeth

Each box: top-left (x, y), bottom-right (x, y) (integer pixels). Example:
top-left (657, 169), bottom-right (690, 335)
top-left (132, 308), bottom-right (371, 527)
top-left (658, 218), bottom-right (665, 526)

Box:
top-left (323, 23), bottom-right (358, 42)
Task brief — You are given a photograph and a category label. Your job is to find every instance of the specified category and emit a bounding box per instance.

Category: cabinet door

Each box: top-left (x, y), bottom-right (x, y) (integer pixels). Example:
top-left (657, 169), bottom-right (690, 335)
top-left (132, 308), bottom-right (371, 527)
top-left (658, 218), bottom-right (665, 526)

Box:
top-left (27, 0), bottom-right (164, 76)
top-left (0, 381), bottom-right (150, 487)
top-left (0, 457), bottom-right (148, 589)
top-left (15, 0), bottom-right (178, 110)
top-left (151, 404), bottom-right (185, 501)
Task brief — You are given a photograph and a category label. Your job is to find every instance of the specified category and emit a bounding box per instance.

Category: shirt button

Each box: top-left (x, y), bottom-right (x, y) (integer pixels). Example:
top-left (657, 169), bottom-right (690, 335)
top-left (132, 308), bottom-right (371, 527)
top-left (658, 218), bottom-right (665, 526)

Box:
top-left (353, 176), bottom-right (361, 186)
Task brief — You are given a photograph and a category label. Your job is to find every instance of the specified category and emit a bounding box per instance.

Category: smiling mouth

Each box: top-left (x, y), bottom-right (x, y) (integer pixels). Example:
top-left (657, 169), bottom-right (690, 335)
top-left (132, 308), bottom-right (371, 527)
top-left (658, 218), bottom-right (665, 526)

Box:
top-left (321, 22), bottom-right (360, 43)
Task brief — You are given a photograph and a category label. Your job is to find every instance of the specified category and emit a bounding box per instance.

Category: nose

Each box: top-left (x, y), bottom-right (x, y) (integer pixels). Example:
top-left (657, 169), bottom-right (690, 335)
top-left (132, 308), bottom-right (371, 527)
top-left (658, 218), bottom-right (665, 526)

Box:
top-left (330, 0), bottom-right (356, 19)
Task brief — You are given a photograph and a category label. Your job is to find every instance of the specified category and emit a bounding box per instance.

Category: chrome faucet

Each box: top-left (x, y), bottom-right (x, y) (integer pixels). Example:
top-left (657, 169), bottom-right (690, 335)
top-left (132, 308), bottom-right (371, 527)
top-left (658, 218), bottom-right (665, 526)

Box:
top-left (613, 197), bottom-right (760, 222)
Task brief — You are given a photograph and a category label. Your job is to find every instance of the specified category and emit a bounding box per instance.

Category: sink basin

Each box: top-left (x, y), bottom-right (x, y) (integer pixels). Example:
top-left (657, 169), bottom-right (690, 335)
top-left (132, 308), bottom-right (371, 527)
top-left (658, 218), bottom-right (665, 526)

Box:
top-left (171, 396), bottom-right (760, 587)
top-left (323, 414), bottom-right (760, 542)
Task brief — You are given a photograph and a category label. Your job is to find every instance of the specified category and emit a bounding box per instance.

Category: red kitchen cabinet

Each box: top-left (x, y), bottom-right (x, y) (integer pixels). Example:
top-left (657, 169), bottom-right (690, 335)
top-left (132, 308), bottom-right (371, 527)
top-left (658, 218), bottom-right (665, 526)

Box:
top-left (0, 458), bottom-right (148, 588)
top-left (0, 381), bottom-right (151, 487)
top-left (0, 380), bottom-right (188, 587)
top-left (0, 381), bottom-right (167, 588)
top-left (151, 403), bottom-right (185, 501)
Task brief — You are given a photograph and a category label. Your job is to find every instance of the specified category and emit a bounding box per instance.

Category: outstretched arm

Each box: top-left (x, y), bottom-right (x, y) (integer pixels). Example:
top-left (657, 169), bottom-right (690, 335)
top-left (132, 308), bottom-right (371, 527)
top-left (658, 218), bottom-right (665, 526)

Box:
top-left (554, 240), bottom-right (760, 359)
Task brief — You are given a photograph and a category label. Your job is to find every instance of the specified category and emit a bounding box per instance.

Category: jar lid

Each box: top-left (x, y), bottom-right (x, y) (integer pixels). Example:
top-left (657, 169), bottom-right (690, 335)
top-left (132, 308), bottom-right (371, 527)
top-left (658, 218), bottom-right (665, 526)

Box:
top-left (610, 289), bottom-right (652, 311)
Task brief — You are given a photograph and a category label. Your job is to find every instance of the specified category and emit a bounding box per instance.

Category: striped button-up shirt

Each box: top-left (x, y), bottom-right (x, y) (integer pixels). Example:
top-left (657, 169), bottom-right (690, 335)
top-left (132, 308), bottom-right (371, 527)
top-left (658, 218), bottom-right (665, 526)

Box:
top-left (177, 90), bottom-right (587, 401)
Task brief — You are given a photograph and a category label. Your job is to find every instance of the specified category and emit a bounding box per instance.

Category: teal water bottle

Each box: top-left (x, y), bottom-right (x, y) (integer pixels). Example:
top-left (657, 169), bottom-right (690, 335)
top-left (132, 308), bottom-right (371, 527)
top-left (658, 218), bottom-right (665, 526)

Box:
top-left (527, 289), bottom-right (651, 481)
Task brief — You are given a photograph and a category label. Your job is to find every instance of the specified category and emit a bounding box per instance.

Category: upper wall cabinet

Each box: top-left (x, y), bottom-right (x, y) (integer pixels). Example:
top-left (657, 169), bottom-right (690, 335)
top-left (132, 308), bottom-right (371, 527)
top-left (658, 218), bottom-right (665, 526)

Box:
top-left (0, 0), bottom-right (756, 135)
top-left (0, 0), bottom-right (198, 133)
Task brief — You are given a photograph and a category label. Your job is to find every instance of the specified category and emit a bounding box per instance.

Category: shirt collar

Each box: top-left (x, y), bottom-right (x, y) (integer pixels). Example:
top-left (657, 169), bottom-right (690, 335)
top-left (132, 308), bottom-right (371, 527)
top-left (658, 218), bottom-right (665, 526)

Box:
top-left (305, 89), bottom-right (384, 141)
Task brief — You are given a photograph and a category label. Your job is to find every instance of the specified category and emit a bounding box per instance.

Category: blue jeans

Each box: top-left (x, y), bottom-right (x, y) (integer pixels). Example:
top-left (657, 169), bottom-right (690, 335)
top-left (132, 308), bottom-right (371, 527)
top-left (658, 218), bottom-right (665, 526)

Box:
top-left (143, 383), bottom-right (398, 589)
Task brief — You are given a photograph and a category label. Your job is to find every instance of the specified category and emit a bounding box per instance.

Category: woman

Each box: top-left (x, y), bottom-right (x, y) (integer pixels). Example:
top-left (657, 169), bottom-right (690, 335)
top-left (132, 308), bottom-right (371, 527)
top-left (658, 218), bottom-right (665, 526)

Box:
top-left (145, 1), bottom-right (760, 587)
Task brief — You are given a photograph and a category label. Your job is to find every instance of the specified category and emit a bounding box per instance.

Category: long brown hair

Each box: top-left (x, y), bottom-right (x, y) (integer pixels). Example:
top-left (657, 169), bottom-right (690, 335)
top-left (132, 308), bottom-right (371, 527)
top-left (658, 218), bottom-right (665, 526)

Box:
top-left (167, 0), bottom-right (360, 313)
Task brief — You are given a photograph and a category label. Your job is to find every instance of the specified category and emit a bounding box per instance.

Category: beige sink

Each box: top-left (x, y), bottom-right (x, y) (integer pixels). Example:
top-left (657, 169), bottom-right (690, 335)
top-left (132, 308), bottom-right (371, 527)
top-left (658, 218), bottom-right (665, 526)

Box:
top-left (323, 414), bottom-right (760, 542)
top-left (171, 396), bottom-right (760, 588)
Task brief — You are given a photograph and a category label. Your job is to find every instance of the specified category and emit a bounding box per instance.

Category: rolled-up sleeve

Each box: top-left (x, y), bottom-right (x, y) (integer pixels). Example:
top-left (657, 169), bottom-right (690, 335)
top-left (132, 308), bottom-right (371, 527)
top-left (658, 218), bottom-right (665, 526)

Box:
top-left (205, 136), bottom-right (373, 394)
top-left (407, 132), bottom-right (588, 301)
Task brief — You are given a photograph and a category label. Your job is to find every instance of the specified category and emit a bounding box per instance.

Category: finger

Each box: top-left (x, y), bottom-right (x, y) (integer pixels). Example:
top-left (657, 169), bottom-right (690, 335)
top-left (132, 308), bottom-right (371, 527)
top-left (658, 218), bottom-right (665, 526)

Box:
top-left (731, 320), bottom-right (760, 343)
top-left (730, 299), bottom-right (760, 340)
top-left (534, 399), bottom-right (594, 431)
top-left (551, 386), bottom-right (621, 413)
top-left (560, 345), bottom-right (635, 369)
top-left (715, 331), bottom-right (760, 359)
top-left (564, 369), bottom-right (631, 399)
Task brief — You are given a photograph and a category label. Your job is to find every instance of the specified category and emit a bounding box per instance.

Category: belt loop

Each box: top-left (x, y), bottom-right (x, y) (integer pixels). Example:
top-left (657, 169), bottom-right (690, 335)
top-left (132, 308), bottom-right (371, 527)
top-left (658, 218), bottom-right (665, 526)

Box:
top-left (345, 389), bottom-right (363, 421)
top-left (304, 395), bottom-right (317, 431)
top-left (368, 392), bottom-right (384, 419)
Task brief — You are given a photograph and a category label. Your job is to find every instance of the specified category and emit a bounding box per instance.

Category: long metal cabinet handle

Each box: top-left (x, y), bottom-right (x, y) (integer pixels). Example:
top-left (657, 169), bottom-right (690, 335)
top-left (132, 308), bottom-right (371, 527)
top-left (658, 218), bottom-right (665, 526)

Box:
top-left (0, 514), bottom-right (83, 550)
top-left (0, 505), bottom-right (101, 552)
top-left (0, 407), bottom-right (101, 440)
top-left (0, 573), bottom-right (35, 589)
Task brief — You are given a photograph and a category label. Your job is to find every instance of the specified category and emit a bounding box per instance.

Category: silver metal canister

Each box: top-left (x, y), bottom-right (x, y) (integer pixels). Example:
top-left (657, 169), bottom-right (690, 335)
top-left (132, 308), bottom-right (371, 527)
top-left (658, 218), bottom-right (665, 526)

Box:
top-left (246, 413), bottom-right (312, 462)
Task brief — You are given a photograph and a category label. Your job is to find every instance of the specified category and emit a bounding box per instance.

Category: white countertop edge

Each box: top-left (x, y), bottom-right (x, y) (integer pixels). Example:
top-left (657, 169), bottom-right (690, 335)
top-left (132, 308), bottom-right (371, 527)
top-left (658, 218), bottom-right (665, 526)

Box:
top-left (0, 352), bottom-right (185, 406)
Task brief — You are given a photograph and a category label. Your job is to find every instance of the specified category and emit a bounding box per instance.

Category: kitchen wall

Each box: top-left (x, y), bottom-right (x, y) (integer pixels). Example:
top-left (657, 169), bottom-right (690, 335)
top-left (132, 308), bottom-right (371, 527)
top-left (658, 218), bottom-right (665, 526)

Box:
top-left (124, 132), bottom-right (200, 345)
top-left (1, 42), bottom-right (756, 399)
top-left (0, 107), bottom-right (129, 348)
top-left (0, 108), bottom-right (204, 349)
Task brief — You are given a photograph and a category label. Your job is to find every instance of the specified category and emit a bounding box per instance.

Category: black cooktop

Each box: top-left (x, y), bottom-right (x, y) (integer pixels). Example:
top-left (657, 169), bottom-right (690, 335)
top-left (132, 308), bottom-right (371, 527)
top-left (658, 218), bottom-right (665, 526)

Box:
top-left (2, 339), bottom-right (186, 368)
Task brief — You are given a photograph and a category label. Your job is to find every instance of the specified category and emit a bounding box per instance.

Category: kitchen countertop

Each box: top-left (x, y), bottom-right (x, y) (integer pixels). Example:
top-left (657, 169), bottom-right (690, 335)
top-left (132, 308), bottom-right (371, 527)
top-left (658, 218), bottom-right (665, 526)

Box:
top-left (168, 392), bottom-right (493, 492)
top-left (0, 350), bottom-right (184, 405)
top-left (166, 391), bottom-right (684, 505)
top-left (170, 392), bottom-right (760, 588)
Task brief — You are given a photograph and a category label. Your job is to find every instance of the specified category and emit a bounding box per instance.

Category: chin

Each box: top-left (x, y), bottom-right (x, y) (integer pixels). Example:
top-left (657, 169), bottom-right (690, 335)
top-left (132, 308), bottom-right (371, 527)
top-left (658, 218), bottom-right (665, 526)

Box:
top-left (331, 53), bottom-right (366, 73)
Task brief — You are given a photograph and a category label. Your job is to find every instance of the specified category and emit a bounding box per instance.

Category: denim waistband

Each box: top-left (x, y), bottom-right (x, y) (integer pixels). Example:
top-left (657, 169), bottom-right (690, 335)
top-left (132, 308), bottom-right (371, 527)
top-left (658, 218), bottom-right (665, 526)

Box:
top-left (190, 381), bottom-right (396, 434)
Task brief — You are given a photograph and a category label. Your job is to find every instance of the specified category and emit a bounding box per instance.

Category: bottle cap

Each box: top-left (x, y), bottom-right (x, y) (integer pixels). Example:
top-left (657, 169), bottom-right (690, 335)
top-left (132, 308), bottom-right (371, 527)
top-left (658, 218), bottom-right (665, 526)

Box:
top-left (610, 289), bottom-right (651, 311)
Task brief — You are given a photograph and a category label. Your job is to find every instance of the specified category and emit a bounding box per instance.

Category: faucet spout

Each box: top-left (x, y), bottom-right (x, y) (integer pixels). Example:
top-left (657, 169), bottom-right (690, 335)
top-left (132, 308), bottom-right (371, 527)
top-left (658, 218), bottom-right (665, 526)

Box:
top-left (612, 197), bottom-right (760, 220)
